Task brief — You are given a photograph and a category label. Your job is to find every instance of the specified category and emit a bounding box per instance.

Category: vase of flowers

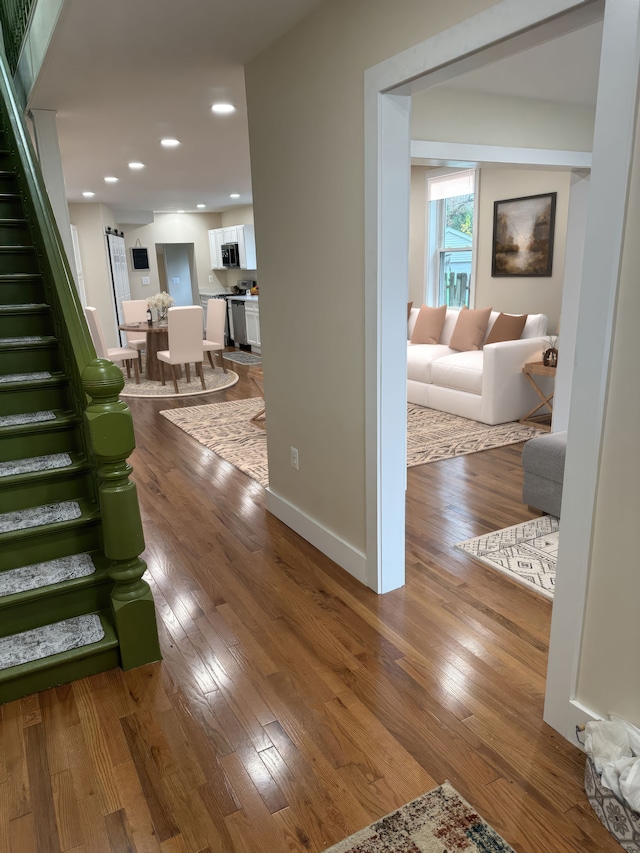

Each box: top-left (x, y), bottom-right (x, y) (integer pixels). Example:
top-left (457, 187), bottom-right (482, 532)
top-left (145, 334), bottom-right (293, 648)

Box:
top-left (147, 292), bottom-right (174, 323)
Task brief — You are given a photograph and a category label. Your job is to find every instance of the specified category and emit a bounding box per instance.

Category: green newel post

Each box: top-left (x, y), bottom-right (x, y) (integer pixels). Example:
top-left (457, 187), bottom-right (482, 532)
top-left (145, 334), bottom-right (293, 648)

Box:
top-left (82, 358), bottom-right (161, 669)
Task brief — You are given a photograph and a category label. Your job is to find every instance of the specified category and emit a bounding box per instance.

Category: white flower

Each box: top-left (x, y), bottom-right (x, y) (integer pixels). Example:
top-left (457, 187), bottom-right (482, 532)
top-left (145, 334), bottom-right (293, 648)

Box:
top-left (146, 292), bottom-right (174, 310)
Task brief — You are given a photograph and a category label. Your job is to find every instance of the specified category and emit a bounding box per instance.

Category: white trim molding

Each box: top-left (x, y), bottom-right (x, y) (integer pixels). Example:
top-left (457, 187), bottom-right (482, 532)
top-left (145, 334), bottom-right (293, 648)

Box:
top-left (411, 140), bottom-right (592, 170)
top-left (266, 489), bottom-right (367, 586)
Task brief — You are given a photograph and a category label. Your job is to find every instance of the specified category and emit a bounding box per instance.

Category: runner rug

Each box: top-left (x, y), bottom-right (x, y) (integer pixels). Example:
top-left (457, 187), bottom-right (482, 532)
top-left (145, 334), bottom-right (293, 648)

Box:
top-left (159, 400), bottom-right (544, 488)
top-left (322, 782), bottom-right (517, 852)
top-left (455, 515), bottom-right (559, 599)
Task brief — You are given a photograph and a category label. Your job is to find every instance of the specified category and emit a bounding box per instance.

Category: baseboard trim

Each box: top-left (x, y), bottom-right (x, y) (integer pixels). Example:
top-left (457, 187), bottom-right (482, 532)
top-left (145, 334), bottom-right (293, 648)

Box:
top-left (266, 489), bottom-right (368, 586)
top-left (545, 698), bottom-right (602, 747)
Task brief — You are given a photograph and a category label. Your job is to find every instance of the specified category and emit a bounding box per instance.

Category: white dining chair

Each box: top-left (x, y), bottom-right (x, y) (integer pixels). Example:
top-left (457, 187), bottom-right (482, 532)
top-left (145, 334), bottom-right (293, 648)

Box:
top-left (85, 307), bottom-right (140, 384)
top-left (202, 299), bottom-right (228, 373)
top-left (121, 299), bottom-right (148, 367)
top-left (156, 306), bottom-right (206, 393)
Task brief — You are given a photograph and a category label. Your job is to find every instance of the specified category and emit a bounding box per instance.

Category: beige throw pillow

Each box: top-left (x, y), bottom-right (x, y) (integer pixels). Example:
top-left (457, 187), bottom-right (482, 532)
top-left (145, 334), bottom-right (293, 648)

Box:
top-left (410, 305), bottom-right (447, 345)
top-left (449, 306), bottom-right (492, 351)
top-left (484, 312), bottom-right (528, 345)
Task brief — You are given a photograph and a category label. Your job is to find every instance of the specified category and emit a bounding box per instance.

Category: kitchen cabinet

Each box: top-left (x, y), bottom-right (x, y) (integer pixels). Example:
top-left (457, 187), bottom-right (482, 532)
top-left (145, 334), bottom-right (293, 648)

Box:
top-left (208, 224), bottom-right (257, 270)
top-left (245, 300), bottom-right (260, 349)
top-left (209, 230), bottom-right (225, 270)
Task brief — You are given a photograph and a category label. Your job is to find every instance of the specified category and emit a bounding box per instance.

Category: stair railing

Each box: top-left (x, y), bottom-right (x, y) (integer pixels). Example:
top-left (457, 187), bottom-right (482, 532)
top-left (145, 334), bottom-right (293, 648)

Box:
top-left (0, 47), bottom-right (160, 669)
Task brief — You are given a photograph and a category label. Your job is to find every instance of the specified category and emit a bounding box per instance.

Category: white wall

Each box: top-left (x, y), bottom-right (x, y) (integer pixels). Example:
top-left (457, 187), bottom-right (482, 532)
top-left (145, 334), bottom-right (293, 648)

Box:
top-left (411, 87), bottom-right (595, 151)
top-left (475, 168), bottom-right (571, 332)
top-left (575, 120), bottom-right (640, 726)
top-left (409, 165), bottom-right (571, 332)
top-left (245, 0), bottom-right (498, 556)
top-left (68, 202), bottom-right (118, 347)
top-left (122, 212), bottom-right (224, 300)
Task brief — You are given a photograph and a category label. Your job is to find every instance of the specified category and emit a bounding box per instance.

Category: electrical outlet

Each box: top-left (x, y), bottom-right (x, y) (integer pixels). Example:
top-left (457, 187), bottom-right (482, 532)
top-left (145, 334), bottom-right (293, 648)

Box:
top-left (141, 276), bottom-right (150, 285)
top-left (290, 447), bottom-right (299, 470)
top-left (208, 275), bottom-right (214, 283)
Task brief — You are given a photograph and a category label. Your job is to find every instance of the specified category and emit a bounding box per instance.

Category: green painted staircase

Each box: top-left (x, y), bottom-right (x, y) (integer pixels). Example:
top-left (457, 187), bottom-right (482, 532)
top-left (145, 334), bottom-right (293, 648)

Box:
top-left (0, 50), bottom-right (160, 703)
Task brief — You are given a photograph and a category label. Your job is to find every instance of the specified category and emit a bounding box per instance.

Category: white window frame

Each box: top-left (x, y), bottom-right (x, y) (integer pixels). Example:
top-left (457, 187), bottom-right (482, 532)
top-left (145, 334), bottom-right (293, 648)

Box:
top-left (425, 168), bottom-right (479, 307)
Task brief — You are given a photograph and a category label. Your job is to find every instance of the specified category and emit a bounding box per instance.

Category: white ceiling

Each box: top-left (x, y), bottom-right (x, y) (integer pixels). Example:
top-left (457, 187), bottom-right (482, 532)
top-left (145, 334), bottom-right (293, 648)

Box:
top-left (28, 4), bottom-right (603, 218)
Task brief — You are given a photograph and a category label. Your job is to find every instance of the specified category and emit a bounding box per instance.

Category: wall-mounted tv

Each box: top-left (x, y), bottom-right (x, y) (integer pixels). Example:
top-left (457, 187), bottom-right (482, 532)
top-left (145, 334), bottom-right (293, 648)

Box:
top-left (130, 247), bottom-right (150, 271)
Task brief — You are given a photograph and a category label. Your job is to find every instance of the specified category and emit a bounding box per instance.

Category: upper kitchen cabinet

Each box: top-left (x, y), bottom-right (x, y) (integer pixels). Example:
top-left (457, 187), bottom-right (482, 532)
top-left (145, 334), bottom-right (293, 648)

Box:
top-left (209, 224), bottom-right (257, 270)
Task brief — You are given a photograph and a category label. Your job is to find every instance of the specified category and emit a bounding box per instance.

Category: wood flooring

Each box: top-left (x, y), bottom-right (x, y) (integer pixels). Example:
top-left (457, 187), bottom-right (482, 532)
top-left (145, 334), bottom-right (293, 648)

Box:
top-left (0, 359), bottom-right (619, 852)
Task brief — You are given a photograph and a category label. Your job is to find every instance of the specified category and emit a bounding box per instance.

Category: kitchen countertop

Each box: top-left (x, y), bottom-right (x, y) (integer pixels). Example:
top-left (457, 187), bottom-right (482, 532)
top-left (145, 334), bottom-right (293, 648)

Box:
top-left (199, 292), bottom-right (258, 301)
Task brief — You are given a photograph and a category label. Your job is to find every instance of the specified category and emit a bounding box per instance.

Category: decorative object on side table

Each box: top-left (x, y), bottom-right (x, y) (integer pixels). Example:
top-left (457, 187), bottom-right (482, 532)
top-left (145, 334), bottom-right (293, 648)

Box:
top-left (146, 291), bottom-right (174, 322)
top-left (543, 335), bottom-right (559, 367)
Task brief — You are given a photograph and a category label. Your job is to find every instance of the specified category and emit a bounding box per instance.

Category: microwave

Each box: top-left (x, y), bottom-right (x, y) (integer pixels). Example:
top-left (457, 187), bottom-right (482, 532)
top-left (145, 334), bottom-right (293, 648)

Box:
top-left (221, 242), bottom-right (240, 268)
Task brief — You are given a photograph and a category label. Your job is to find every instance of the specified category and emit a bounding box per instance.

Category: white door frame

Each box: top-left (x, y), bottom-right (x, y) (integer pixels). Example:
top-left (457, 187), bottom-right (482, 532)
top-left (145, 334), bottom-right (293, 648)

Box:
top-left (364, 0), bottom-right (640, 740)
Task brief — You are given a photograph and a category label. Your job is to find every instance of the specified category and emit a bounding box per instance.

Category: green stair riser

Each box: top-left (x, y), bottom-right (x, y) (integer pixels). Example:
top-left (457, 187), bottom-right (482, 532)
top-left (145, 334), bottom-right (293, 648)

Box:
top-left (0, 197), bottom-right (24, 219)
top-left (0, 522), bottom-right (103, 573)
top-left (0, 342), bottom-right (60, 373)
top-left (0, 577), bottom-right (113, 638)
top-left (0, 636), bottom-right (120, 704)
top-left (0, 467), bottom-right (96, 513)
top-left (0, 249), bottom-right (39, 275)
top-left (0, 277), bottom-right (45, 304)
top-left (0, 309), bottom-right (52, 337)
top-left (0, 380), bottom-right (72, 414)
top-left (0, 175), bottom-right (19, 192)
top-left (0, 422), bottom-right (83, 462)
top-left (0, 513), bottom-right (101, 572)
top-left (0, 222), bottom-right (29, 243)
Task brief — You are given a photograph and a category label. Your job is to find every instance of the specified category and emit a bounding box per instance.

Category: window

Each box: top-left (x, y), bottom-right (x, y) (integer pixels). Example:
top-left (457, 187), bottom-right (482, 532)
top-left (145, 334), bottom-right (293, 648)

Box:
top-left (426, 170), bottom-right (477, 308)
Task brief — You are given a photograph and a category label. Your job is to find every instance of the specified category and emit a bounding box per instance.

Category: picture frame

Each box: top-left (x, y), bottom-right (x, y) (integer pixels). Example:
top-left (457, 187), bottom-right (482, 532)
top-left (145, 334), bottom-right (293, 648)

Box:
top-left (491, 192), bottom-right (557, 277)
top-left (130, 246), bottom-right (150, 271)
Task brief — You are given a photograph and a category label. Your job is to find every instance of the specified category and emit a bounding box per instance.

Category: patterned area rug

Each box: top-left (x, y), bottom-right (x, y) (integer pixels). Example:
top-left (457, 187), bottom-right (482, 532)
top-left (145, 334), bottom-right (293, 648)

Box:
top-left (160, 398), bottom-right (269, 486)
top-left (222, 350), bottom-right (262, 365)
top-left (455, 515), bottom-right (559, 599)
top-left (407, 404), bottom-right (543, 466)
top-left (323, 782), bottom-right (517, 852)
top-left (119, 362), bottom-right (238, 398)
top-left (159, 402), bottom-right (544, 489)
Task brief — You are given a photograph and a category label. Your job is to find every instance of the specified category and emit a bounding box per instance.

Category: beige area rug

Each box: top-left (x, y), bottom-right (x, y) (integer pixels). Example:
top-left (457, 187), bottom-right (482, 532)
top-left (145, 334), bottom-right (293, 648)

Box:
top-left (322, 782), bottom-right (517, 852)
top-left (159, 400), bottom-right (543, 489)
top-left (455, 515), bottom-right (559, 599)
top-left (406, 404), bottom-right (543, 466)
top-left (160, 398), bottom-right (268, 485)
top-left (119, 361), bottom-right (238, 398)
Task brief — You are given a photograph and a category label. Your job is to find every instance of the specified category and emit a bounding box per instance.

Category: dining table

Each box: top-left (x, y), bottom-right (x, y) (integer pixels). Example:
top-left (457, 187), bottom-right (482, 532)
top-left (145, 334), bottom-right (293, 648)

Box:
top-left (118, 321), bottom-right (182, 382)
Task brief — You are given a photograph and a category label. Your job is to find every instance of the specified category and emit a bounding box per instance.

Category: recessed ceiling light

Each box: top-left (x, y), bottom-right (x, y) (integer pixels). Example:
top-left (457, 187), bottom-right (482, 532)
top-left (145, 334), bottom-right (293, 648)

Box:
top-left (161, 138), bottom-right (180, 148)
top-left (128, 162), bottom-right (145, 170)
top-left (211, 103), bottom-right (235, 114)
top-left (82, 191), bottom-right (95, 198)
top-left (177, 210), bottom-right (185, 213)
top-left (104, 176), bottom-right (118, 183)
top-left (229, 193), bottom-right (240, 199)
top-left (197, 204), bottom-right (206, 209)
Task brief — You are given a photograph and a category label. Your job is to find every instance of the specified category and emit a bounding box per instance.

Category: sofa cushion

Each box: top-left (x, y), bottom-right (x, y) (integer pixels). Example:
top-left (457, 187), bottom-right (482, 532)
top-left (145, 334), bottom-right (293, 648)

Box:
top-left (430, 350), bottom-right (485, 395)
top-left (411, 305), bottom-right (447, 344)
top-left (407, 343), bottom-right (457, 383)
top-left (449, 306), bottom-right (492, 351)
top-left (484, 312), bottom-right (527, 344)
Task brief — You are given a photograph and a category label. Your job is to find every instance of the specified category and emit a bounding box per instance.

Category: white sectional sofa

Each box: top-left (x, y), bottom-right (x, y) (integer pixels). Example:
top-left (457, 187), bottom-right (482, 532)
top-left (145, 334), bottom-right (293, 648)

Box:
top-left (407, 307), bottom-right (549, 425)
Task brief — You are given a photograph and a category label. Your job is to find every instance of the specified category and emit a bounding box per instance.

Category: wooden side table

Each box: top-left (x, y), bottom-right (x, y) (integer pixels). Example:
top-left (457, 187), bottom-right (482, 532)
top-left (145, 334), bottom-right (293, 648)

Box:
top-left (520, 361), bottom-right (556, 431)
top-left (247, 366), bottom-right (265, 429)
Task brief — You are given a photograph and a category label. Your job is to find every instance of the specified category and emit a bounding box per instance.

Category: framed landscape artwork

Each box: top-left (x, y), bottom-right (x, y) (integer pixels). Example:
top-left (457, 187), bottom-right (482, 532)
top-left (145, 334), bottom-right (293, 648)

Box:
top-left (491, 192), bottom-right (557, 276)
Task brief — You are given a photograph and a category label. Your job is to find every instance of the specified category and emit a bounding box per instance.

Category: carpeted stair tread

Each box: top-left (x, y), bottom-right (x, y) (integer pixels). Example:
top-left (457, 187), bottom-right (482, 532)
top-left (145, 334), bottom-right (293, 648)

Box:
top-left (0, 410), bottom-right (56, 427)
top-left (0, 500), bottom-right (81, 534)
top-left (0, 452), bottom-right (73, 478)
top-left (0, 370), bottom-right (52, 384)
top-left (0, 303), bottom-right (47, 311)
top-left (0, 613), bottom-right (105, 671)
top-left (0, 553), bottom-right (96, 597)
top-left (0, 336), bottom-right (45, 343)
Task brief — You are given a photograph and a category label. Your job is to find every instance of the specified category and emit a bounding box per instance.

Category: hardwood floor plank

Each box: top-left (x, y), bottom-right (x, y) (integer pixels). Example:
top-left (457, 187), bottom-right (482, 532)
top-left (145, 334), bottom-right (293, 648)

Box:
top-left (5, 374), bottom-right (622, 852)
top-left (105, 808), bottom-right (136, 853)
top-left (24, 723), bottom-right (58, 853)
top-left (120, 713), bottom-right (181, 843)
top-left (51, 770), bottom-right (83, 852)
